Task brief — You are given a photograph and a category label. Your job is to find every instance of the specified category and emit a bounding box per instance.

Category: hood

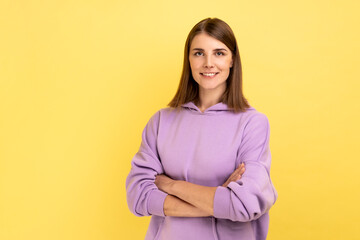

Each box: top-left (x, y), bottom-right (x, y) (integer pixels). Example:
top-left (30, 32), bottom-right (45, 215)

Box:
top-left (181, 101), bottom-right (232, 115)
top-left (181, 101), bottom-right (255, 115)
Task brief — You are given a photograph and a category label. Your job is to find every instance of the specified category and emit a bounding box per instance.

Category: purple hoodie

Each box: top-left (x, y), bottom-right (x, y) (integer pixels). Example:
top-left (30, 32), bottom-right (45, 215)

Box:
top-left (126, 101), bottom-right (278, 240)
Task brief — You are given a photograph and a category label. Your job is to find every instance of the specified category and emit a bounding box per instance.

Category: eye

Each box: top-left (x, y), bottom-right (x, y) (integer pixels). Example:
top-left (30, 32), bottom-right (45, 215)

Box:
top-left (216, 51), bottom-right (225, 56)
top-left (194, 52), bottom-right (203, 56)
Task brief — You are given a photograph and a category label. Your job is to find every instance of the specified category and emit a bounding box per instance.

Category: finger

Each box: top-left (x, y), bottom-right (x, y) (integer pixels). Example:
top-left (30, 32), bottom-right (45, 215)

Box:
top-left (229, 167), bottom-right (243, 180)
top-left (229, 174), bottom-right (239, 182)
top-left (234, 172), bottom-right (242, 180)
top-left (240, 163), bottom-right (245, 169)
top-left (237, 164), bottom-right (245, 171)
top-left (222, 181), bottom-right (229, 187)
top-left (231, 169), bottom-right (241, 177)
top-left (233, 169), bottom-right (242, 178)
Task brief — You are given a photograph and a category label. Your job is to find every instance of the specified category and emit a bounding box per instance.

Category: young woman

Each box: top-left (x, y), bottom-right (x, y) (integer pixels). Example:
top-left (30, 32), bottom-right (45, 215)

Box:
top-left (126, 17), bottom-right (278, 240)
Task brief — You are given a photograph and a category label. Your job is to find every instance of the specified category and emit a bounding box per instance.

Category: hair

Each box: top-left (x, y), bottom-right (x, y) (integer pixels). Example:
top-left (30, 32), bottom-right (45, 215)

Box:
top-left (167, 17), bottom-right (250, 113)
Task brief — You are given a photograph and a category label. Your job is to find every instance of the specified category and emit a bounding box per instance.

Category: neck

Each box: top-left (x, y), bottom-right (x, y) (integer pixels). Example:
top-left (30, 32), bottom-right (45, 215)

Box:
top-left (196, 86), bottom-right (226, 112)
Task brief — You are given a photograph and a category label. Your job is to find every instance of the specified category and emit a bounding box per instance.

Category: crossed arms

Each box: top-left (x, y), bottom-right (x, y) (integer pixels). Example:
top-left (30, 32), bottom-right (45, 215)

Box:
top-left (155, 163), bottom-right (245, 217)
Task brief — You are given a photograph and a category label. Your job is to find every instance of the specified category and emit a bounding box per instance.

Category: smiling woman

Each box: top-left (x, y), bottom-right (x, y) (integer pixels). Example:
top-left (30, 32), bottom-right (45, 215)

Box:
top-left (125, 17), bottom-right (278, 240)
top-left (188, 33), bottom-right (233, 111)
top-left (167, 17), bottom-right (249, 114)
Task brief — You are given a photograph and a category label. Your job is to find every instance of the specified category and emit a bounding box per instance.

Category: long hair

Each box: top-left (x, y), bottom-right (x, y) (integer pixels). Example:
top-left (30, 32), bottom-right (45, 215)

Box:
top-left (167, 17), bottom-right (250, 113)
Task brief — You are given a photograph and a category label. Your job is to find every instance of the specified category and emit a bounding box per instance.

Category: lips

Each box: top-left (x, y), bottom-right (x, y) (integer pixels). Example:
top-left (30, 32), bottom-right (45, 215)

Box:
top-left (200, 72), bottom-right (219, 77)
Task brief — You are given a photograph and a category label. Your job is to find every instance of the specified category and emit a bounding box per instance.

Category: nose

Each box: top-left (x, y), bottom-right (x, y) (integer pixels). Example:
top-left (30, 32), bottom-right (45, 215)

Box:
top-left (204, 55), bottom-right (214, 68)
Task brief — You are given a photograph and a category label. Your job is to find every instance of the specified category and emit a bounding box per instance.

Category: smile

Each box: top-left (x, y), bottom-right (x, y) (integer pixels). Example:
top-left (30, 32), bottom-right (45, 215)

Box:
top-left (200, 72), bottom-right (219, 78)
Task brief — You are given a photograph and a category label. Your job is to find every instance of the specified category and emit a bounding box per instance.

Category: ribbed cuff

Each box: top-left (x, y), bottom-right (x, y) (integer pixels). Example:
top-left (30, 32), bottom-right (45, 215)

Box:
top-left (147, 189), bottom-right (168, 217)
top-left (213, 186), bottom-right (231, 219)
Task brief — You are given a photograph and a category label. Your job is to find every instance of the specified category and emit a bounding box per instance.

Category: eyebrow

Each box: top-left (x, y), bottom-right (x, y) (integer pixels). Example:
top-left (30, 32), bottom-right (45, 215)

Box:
top-left (191, 48), bottom-right (228, 52)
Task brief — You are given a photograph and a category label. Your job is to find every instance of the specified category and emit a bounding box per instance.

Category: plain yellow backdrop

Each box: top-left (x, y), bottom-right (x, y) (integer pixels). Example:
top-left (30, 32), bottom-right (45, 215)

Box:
top-left (1, 0), bottom-right (359, 239)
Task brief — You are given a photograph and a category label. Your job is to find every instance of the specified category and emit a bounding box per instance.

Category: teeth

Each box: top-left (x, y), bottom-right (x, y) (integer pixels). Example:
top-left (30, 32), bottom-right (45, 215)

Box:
top-left (202, 73), bottom-right (217, 76)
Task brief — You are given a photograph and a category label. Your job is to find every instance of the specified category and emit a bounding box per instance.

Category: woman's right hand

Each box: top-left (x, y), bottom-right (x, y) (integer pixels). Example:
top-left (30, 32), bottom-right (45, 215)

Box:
top-left (221, 163), bottom-right (245, 187)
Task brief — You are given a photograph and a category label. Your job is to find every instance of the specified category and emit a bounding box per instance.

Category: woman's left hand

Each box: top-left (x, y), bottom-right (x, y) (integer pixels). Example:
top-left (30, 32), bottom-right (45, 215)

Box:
top-left (155, 174), bottom-right (175, 194)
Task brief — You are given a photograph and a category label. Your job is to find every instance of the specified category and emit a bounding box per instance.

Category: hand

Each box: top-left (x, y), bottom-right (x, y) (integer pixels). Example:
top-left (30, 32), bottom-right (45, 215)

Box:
top-left (155, 174), bottom-right (175, 194)
top-left (221, 163), bottom-right (245, 187)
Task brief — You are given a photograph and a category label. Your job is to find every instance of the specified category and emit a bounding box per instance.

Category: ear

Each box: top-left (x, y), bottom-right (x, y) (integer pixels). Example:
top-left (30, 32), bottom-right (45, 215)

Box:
top-left (230, 59), bottom-right (233, 68)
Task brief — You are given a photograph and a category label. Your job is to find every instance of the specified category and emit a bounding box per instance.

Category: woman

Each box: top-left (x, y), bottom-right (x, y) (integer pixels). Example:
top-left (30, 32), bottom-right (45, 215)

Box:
top-left (125, 17), bottom-right (278, 240)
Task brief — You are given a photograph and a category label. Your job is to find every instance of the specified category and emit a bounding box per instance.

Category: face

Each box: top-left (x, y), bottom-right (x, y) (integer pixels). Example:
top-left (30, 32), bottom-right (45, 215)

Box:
top-left (189, 32), bottom-right (233, 96)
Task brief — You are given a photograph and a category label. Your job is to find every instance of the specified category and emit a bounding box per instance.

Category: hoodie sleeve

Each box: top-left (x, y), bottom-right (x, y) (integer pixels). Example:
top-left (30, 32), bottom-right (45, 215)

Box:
top-left (213, 112), bottom-right (278, 222)
top-left (125, 110), bottom-right (168, 217)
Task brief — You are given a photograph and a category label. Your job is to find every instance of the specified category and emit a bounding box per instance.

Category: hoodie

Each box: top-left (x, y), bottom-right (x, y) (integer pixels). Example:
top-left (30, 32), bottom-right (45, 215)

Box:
top-left (125, 101), bottom-right (278, 240)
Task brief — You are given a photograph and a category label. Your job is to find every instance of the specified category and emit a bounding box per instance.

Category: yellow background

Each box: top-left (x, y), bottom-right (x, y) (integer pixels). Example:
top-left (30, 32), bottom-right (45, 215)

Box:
top-left (1, 0), bottom-right (359, 239)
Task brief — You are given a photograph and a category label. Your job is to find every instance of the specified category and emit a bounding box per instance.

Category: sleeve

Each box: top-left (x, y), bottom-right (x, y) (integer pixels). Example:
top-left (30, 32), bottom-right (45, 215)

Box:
top-left (213, 112), bottom-right (278, 222)
top-left (125, 110), bottom-right (168, 217)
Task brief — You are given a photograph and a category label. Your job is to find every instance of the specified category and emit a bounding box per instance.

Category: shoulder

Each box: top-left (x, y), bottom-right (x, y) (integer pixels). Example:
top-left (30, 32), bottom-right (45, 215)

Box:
top-left (158, 106), bottom-right (183, 119)
top-left (238, 106), bottom-right (269, 123)
top-left (244, 116), bottom-right (270, 146)
top-left (240, 107), bottom-right (270, 133)
top-left (141, 109), bottom-right (162, 132)
top-left (248, 110), bottom-right (269, 123)
top-left (145, 106), bottom-right (178, 126)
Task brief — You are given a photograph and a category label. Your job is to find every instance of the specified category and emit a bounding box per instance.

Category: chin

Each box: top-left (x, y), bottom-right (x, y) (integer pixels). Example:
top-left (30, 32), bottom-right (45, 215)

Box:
top-left (199, 85), bottom-right (223, 91)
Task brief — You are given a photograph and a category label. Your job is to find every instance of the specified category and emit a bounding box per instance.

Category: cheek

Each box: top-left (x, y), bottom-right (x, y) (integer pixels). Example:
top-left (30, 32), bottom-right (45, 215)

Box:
top-left (219, 59), bottom-right (232, 70)
top-left (189, 59), bottom-right (201, 70)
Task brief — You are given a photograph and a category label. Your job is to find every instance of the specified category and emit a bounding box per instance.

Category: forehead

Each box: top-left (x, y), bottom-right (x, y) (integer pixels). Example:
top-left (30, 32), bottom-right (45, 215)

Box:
top-left (190, 33), bottom-right (229, 50)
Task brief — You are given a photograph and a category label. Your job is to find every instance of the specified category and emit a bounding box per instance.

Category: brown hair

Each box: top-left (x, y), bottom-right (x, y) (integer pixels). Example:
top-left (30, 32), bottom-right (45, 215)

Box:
top-left (167, 17), bottom-right (250, 113)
